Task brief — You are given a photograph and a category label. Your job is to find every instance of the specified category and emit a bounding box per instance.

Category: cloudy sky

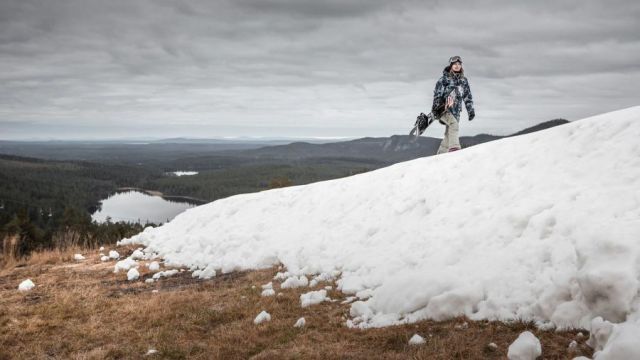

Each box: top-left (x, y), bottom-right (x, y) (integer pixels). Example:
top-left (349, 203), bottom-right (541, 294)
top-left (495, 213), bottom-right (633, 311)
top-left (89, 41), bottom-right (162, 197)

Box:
top-left (1, 0), bottom-right (639, 140)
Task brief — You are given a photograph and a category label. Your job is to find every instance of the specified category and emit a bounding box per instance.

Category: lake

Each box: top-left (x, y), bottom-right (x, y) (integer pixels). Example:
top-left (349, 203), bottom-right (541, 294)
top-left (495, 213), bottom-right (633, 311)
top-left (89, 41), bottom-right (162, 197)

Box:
top-left (91, 190), bottom-right (199, 224)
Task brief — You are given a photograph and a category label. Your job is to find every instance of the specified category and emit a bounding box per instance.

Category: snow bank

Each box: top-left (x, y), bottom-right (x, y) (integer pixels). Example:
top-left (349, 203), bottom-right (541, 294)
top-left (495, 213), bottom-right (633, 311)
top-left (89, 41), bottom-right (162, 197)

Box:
top-left (120, 107), bottom-right (640, 348)
top-left (507, 331), bottom-right (541, 360)
top-left (18, 279), bottom-right (35, 291)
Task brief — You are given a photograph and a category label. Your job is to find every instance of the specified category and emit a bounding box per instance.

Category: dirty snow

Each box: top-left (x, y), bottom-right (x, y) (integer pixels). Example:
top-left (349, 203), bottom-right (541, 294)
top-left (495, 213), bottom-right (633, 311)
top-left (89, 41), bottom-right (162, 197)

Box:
top-left (120, 107), bottom-right (640, 354)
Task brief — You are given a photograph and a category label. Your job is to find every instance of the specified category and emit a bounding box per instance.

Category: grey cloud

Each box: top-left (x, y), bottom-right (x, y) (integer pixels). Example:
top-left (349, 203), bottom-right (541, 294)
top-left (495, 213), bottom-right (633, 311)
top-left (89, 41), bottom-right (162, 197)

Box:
top-left (0, 0), bottom-right (639, 140)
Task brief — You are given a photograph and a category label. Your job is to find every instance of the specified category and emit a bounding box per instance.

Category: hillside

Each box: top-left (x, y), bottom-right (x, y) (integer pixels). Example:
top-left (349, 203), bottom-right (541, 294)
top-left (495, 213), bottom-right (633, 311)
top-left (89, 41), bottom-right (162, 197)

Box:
top-left (121, 107), bottom-right (639, 358)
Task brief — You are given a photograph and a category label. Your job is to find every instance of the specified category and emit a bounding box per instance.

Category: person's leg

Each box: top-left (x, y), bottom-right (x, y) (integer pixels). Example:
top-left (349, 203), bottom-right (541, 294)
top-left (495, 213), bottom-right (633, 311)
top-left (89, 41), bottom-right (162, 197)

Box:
top-left (442, 112), bottom-right (461, 152)
top-left (437, 124), bottom-right (449, 154)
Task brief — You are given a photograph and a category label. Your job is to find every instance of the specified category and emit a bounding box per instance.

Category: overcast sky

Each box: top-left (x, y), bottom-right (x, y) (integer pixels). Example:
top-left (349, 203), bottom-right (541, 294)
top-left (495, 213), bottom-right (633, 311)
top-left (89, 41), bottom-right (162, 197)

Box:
top-left (1, 0), bottom-right (639, 140)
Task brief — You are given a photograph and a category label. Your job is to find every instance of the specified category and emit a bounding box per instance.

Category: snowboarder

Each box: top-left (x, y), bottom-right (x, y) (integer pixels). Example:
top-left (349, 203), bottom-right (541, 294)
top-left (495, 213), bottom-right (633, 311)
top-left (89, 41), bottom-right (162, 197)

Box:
top-left (432, 56), bottom-right (475, 154)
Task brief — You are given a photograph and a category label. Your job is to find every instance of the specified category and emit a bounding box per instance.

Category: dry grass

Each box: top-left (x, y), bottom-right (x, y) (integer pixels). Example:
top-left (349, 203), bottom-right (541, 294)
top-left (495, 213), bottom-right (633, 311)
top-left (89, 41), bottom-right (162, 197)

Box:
top-left (0, 247), bottom-right (594, 360)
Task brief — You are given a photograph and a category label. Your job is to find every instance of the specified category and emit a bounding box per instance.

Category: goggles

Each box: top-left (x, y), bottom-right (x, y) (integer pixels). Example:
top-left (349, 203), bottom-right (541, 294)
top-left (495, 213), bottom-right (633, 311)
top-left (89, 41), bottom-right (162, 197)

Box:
top-left (449, 56), bottom-right (463, 64)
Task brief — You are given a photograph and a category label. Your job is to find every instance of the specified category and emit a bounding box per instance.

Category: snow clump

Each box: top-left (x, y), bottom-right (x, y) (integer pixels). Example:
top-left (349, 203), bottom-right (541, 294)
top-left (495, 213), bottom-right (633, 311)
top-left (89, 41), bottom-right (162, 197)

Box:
top-left (253, 311), bottom-right (271, 325)
top-left (300, 289), bottom-right (328, 307)
top-left (294, 317), bottom-right (306, 328)
top-left (108, 250), bottom-right (119, 259)
top-left (507, 331), bottom-right (541, 360)
top-left (113, 257), bottom-right (137, 273)
top-left (281, 275), bottom-right (308, 289)
top-left (127, 268), bottom-right (140, 281)
top-left (148, 261), bottom-right (160, 271)
top-left (18, 279), bottom-right (35, 291)
top-left (408, 334), bottom-right (426, 345)
top-left (100, 255), bottom-right (109, 262)
top-left (73, 253), bottom-right (85, 261)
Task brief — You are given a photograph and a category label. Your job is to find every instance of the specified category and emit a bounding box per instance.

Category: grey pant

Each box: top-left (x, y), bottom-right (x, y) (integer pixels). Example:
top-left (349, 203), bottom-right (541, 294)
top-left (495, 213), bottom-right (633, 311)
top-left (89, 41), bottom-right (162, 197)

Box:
top-left (436, 111), bottom-right (461, 154)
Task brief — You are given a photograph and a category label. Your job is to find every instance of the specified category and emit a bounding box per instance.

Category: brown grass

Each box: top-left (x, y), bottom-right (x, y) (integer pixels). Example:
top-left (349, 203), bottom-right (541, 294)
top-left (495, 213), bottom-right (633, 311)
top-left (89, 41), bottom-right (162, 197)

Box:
top-left (0, 246), bottom-right (593, 360)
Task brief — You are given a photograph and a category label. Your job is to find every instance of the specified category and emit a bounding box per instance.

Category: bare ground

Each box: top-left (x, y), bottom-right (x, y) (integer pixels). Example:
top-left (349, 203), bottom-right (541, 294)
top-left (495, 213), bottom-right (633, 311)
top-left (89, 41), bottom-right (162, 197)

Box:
top-left (0, 246), bottom-right (593, 360)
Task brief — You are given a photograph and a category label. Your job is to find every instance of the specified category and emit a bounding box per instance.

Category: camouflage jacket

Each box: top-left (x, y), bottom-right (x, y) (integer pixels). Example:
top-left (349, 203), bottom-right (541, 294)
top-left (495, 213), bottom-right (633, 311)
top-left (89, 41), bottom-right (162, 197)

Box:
top-left (432, 68), bottom-right (474, 120)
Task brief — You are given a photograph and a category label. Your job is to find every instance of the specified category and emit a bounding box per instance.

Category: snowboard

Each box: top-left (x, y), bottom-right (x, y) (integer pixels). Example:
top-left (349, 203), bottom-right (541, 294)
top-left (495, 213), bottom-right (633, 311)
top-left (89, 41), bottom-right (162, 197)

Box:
top-left (409, 112), bottom-right (436, 141)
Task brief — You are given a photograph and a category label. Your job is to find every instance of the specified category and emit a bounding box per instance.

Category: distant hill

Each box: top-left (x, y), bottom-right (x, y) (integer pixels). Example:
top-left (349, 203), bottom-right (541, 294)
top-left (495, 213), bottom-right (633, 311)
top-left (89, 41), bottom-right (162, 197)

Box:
top-left (232, 119), bottom-right (570, 163)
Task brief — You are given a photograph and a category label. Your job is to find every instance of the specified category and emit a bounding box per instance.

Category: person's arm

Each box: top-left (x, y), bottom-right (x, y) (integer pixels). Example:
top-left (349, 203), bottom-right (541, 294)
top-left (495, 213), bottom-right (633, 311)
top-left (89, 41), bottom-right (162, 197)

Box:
top-left (432, 78), bottom-right (445, 115)
top-left (463, 79), bottom-right (475, 120)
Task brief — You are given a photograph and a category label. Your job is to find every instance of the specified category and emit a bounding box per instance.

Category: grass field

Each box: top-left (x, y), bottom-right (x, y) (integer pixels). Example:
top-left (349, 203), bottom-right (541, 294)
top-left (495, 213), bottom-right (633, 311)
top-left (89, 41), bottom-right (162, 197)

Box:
top-left (0, 246), bottom-right (593, 359)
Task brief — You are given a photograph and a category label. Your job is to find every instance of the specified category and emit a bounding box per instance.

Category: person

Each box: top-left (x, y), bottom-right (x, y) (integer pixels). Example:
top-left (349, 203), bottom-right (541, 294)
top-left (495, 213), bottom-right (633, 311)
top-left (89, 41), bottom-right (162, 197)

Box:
top-left (431, 56), bottom-right (475, 154)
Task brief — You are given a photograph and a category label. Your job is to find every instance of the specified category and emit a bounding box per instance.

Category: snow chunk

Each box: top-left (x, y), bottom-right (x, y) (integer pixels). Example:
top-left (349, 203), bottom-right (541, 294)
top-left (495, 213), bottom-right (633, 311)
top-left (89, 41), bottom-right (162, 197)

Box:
top-left (130, 249), bottom-right (144, 260)
top-left (590, 319), bottom-right (640, 360)
top-left (253, 310), bottom-right (271, 324)
top-left (145, 278), bottom-right (155, 284)
top-left (261, 282), bottom-right (273, 290)
top-left (261, 289), bottom-right (275, 297)
top-left (127, 268), bottom-right (140, 281)
top-left (108, 250), bottom-right (120, 259)
top-left (114, 258), bottom-right (137, 273)
top-left (152, 269), bottom-right (179, 279)
top-left (300, 289), bottom-right (328, 307)
top-left (145, 349), bottom-right (158, 356)
top-left (294, 317), bottom-right (306, 328)
top-left (148, 261), bottom-right (160, 271)
top-left (281, 275), bottom-right (308, 289)
top-left (73, 253), bottom-right (85, 261)
top-left (507, 331), bottom-right (542, 360)
top-left (100, 255), bottom-right (109, 262)
top-left (18, 279), bottom-right (35, 291)
top-left (197, 264), bottom-right (216, 279)
top-left (408, 334), bottom-right (426, 345)
top-left (99, 246), bottom-right (104, 251)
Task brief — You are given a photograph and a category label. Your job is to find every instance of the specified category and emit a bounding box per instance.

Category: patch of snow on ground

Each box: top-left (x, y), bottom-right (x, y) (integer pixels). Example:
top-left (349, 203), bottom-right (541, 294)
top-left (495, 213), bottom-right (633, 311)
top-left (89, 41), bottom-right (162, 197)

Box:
top-left (73, 253), bottom-right (85, 261)
top-left (108, 250), bottom-right (119, 259)
top-left (148, 261), bottom-right (160, 271)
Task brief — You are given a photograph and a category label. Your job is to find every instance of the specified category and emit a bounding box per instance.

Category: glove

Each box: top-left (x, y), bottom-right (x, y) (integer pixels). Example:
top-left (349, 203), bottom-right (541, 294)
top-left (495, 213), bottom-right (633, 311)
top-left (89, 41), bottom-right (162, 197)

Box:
top-left (468, 110), bottom-right (475, 121)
